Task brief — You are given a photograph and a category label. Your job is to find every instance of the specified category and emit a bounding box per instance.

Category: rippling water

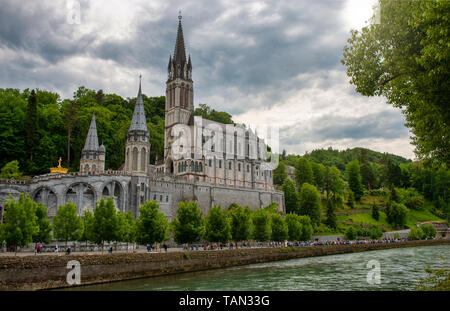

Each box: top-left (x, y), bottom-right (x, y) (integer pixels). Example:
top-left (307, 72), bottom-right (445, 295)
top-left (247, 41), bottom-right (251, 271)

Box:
top-left (67, 245), bottom-right (449, 291)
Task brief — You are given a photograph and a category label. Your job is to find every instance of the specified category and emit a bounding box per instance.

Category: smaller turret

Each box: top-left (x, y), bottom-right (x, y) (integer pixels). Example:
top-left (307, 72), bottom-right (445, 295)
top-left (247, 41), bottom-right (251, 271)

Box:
top-left (79, 112), bottom-right (105, 174)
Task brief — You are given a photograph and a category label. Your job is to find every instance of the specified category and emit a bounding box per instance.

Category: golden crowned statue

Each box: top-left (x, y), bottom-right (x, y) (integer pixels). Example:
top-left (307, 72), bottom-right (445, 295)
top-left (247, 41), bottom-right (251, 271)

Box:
top-left (50, 157), bottom-right (68, 174)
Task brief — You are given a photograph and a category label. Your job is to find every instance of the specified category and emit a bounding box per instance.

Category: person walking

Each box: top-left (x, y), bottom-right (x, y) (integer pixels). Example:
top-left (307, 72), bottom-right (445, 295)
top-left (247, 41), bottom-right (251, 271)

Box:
top-left (163, 244), bottom-right (168, 252)
top-left (55, 244), bottom-right (59, 253)
top-left (146, 244), bottom-right (151, 252)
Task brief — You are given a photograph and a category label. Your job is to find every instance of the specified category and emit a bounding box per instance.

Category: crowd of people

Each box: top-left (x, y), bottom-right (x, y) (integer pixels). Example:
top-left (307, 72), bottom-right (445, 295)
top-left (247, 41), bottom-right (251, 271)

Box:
top-left (180, 238), bottom-right (413, 251)
top-left (4, 237), bottom-right (422, 255)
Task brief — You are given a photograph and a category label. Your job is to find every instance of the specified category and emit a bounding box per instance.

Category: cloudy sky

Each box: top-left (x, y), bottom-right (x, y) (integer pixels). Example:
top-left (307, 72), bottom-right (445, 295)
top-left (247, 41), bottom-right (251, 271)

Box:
top-left (0, 0), bottom-right (415, 159)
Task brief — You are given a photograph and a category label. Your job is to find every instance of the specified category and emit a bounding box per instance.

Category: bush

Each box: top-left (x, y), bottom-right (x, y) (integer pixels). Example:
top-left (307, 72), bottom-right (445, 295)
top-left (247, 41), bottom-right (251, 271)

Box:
top-left (420, 224), bottom-right (437, 239)
top-left (409, 227), bottom-right (424, 240)
top-left (371, 202), bottom-right (380, 221)
top-left (368, 226), bottom-right (383, 239)
top-left (344, 226), bottom-right (357, 240)
top-left (386, 202), bottom-right (408, 228)
top-left (298, 183), bottom-right (321, 226)
top-left (368, 189), bottom-right (387, 196)
top-left (0, 160), bottom-right (22, 179)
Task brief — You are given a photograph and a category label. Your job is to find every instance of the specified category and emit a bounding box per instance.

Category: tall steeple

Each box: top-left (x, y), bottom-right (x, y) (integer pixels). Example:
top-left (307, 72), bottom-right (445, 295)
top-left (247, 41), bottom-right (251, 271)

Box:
top-left (173, 12), bottom-right (186, 69)
top-left (124, 76), bottom-right (150, 175)
top-left (128, 76), bottom-right (148, 133)
top-left (80, 112), bottom-right (105, 174)
top-left (83, 112), bottom-right (99, 151)
top-left (164, 13), bottom-right (194, 166)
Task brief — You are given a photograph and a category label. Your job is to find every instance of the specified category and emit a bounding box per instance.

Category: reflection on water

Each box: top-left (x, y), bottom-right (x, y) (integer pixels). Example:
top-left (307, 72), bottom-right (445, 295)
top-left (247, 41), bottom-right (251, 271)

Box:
top-left (64, 245), bottom-right (449, 291)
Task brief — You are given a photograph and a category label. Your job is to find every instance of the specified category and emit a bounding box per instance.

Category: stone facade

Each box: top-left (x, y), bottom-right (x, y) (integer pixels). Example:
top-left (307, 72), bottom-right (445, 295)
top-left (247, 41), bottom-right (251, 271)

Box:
top-left (0, 15), bottom-right (284, 221)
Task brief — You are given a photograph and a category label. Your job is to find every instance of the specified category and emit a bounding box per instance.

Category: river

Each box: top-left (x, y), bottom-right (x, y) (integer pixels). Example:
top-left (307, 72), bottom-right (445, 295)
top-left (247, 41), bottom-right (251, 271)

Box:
top-left (66, 244), bottom-right (449, 291)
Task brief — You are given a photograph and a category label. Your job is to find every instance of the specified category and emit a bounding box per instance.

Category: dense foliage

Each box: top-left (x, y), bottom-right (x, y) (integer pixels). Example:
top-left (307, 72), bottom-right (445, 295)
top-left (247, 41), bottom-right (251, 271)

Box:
top-left (0, 87), bottom-right (165, 175)
top-left (342, 0), bottom-right (450, 165)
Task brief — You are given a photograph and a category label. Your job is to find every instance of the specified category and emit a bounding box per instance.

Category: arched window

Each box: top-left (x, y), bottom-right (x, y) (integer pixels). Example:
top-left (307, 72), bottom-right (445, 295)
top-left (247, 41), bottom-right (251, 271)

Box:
top-left (84, 164), bottom-right (89, 173)
top-left (141, 148), bottom-right (146, 171)
top-left (199, 162), bottom-right (202, 172)
top-left (238, 163), bottom-right (241, 171)
top-left (126, 148), bottom-right (130, 170)
top-left (195, 162), bottom-right (198, 172)
top-left (185, 88), bottom-right (189, 108)
top-left (180, 87), bottom-right (184, 108)
top-left (229, 162), bottom-right (232, 170)
top-left (92, 164), bottom-right (96, 173)
top-left (132, 147), bottom-right (138, 171)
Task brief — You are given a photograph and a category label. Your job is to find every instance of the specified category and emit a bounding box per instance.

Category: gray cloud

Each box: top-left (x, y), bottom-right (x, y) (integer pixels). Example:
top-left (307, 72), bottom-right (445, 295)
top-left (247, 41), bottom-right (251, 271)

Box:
top-left (281, 109), bottom-right (409, 146)
top-left (0, 0), bottom-right (415, 159)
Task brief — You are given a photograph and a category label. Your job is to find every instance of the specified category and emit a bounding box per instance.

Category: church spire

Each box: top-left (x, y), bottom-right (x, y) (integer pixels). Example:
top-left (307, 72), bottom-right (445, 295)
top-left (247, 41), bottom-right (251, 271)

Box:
top-left (128, 76), bottom-right (148, 133)
top-left (173, 12), bottom-right (187, 69)
top-left (83, 112), bottom-right (99, 151)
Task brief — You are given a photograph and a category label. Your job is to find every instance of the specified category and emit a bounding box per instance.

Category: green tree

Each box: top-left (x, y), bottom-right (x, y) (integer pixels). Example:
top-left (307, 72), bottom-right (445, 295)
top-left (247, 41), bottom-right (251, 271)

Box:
top-left (172, 201), bottom-right (205, 245)
top-left (205, 206), bottom-right (231, 243)
top-left (229, 205), bottom-right (252, 243)
top-left (372, 202), bottom-right (380, 221)
top-left (252, 209), bottom-right (271, 242)
top-left (325, 199), bottom-right (337, 229)
top-left (0, 160), bottom-right (22, 179)
top-left (420, 224), bottom-right (437, 239)
top-left (121, 211), bottom-right (137, 250)
top-left (25, 90), bottom-right (39, 170)
top-left (294, 157), bottom-right (314, 189)
top-left (273, 161), bottom-right (287, 186)
top-left (344, 226), bottom-right (357, 240)
top-left (137, 201), bottom-right (169, 247)
top-left (298, 183), bottom-right (321, 226)
top-left (53, 202), bottom-right (83, 248)
top-left (346, 160), bottom-right (364, 200)
top-left (281, 178), bottom-right (299, 214)
top-left (92, 198), bottom-right (119, 252)
top-left (298, 215), bottom-right (314, 241)
top-left (409, 227), bottom-right (424, 240)
top-left (386, 202), bottom-right (408, 228)
top-left (342, 0), bottom-right (450, 165)
top-left (324, 166), bottom-right (345, 201)
top-left (285, 213), bottom-right (302, 241)
top-left (79, 210), bottom-right (95, 251)
top-left (271, 214), bottom-right (288, 242)
top-left (311, 162), bottom-right (325, 192)
top-left (1, 194), bottom-right (38, 252)
top-left (347, 190), bottom-right (355, 209)
top-left (32, 204), bottom-right (52, 245)
top-left (368, 226), bottom-right (383, 240)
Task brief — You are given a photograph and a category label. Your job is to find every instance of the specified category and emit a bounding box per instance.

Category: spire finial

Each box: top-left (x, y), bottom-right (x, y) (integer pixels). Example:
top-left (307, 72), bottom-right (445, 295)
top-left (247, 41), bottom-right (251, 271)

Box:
top-left (178, 10), bottom-right (182, 21)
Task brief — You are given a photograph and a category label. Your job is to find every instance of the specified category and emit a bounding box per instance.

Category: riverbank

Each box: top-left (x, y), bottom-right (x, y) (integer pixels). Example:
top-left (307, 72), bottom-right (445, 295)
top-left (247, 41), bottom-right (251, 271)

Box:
top-left (0, 239), bottom-right (448, 291)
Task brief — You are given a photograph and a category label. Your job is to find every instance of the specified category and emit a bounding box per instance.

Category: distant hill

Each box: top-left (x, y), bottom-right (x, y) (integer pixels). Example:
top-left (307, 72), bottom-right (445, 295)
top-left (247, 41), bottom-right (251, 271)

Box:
top-left (283, 147), bottom-right (411, 173)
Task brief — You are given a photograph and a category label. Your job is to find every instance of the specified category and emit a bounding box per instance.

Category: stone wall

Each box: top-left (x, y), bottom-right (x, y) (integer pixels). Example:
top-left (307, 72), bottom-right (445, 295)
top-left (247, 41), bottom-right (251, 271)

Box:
top-left (0, 174), bottom-right (284, 221)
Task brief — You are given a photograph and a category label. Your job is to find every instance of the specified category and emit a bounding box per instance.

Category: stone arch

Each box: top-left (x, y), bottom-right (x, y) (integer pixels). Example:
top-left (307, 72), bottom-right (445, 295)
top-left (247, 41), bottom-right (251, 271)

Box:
top-left (132, 147), bottom-right (138, 171)
top-left (32, 186), bottom-right (58, 217)
top-left (101, 181), bottom-right (124, 211)
top-left (166, 157), bottom-right (174, 174)
top-left (65, 182), bottom-right (96, 215)
top-left (92, 164), bottom-right (96, 173)
top-left (84, 164), bottom-right (89, 173)
top-left (141, 147), bottom-right (147, 172)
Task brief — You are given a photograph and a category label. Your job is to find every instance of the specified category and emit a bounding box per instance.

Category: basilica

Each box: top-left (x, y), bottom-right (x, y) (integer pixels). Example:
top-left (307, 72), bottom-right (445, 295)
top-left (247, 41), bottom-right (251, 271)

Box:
top-left (0, 16), bottom-right (284, 221)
